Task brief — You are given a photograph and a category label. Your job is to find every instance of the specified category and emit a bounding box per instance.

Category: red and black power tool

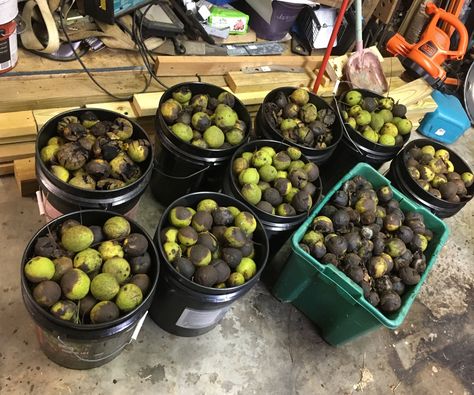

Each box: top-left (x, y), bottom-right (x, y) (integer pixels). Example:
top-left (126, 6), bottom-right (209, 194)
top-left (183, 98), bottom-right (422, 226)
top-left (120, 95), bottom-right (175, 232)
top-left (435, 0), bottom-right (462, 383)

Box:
top-left (386, 2), bottom-right (468, 89)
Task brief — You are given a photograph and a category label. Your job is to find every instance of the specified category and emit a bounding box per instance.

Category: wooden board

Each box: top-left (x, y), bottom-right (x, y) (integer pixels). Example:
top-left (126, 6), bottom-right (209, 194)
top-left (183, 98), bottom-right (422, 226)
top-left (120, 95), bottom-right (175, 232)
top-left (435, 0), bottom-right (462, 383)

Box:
top-left (155, 55), bottom-right (323, 76)
top-left (133, 92), bottom-right (164, 117)
top-left (0, 142), bottom-right (36, 163)
top-left (14, 157), bottom-right (37, 197)
top-left (0, 73), bottom-right (226, 113)
top-left (398, 0), bottom-right (424, 35)
top-left (132, 89), bottom-right (271, 118)
top-left (12, 48), bottom-right (145, 75)
top-left (405, 96), bottom-right (438, 121)
top-left (0, 111), bottom-right (37, 145)
top-left (214, 29), bottom-right (257, 45)
top-left (225, 70), bottom-right (312, 93)
top-left (381, 57), bottom-right (405, 77)
top-left (389, 78), bottom-right (433, 106)
top-left (33, 107), bottom-right (79, 130)
top-left (0, 162), bottom-right (14, 176)
top-left (363, 0), bottom-right (381, 25)
top-left (85, 101), bottom-right (138, 119)
top-left (373, 0), bottom-right (400, 24)
top-left (0, 134), bottom-right (37, 145)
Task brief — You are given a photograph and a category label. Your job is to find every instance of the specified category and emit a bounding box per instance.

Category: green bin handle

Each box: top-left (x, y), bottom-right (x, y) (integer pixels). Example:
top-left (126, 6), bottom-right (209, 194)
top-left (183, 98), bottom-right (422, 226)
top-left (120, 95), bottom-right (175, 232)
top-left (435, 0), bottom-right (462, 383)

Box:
top-left (320, 267), bottom-right (363, 306)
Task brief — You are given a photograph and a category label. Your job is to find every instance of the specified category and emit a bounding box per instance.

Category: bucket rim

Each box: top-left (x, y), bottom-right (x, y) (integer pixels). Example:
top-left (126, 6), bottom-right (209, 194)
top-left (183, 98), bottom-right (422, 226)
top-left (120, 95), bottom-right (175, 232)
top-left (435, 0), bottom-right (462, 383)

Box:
top-left (395, 138), bottom-right (473, 207)
top-left (156, 81), bottom-right (252, 155)
top-left (334, 89), bottom-right (411, 153)
top-left (227, 138), bottom-right (323, 221)
top-left (260, 86), bottom-right (343, 153)
top-left (36, 108), bottom-right (154, 196)
top-left (156, 191), bottom-right (270, 294)
top-left (21, 210), bottom-right (160, 332)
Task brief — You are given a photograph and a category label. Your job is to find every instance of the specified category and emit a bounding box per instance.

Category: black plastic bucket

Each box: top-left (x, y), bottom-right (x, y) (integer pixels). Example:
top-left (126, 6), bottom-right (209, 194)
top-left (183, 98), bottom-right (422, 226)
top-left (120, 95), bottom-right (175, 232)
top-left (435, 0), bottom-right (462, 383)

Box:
top-left (150, 82), bottom-right (251, 206)
top-left (36, 109), bottom-right (154, 217)
top-left (256, 87), bottom-right (343, 165)
top-left (149, 192), bottom-right (269, 337)
top-left (387, 138), bottom-right (473, 218)
top-left (320, 89), bottom-right (411, 193)
top-left (21, 210), bottom-right (160, 369)
top-left (222, 139), bottom-right (322, 265)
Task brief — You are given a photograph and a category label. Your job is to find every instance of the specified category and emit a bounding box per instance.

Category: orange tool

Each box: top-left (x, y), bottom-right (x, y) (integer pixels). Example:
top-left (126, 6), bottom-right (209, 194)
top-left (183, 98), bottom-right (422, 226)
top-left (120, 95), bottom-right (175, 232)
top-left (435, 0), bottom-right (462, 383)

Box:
top-left (386, 2), bottom-right (468, 88)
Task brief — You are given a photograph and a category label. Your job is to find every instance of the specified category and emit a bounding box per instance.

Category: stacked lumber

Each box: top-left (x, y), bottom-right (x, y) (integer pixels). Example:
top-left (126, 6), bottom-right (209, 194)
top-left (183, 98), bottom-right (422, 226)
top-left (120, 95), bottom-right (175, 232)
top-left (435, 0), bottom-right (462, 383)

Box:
top-left (0, 111), bottom-right (37, 175)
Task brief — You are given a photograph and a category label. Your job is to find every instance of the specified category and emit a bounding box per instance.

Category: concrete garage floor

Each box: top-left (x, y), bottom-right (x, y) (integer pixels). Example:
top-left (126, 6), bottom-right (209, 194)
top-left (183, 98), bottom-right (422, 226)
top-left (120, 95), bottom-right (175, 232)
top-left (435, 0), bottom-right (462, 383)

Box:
top-left (0, 130), bottom-right (473, 395)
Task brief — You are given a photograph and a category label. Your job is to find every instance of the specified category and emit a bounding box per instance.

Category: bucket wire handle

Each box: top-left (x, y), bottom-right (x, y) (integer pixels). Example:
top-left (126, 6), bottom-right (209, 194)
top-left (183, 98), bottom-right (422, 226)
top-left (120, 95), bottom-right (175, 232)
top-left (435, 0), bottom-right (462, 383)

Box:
top-left (332, 93), bottom-right (365, 156)
top-left (152, 164), bottom-right (211, 180)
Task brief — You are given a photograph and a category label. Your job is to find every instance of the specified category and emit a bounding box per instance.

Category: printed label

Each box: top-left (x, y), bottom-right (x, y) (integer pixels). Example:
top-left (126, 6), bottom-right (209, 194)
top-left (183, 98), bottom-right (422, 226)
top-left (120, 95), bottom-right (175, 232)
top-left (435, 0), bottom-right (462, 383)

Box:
top-left (0, 28), bottom-right (17, 71)
top-left (176, 307), bottom-right (229, 329)
top-left (435, 128), bottom-right (446, 136)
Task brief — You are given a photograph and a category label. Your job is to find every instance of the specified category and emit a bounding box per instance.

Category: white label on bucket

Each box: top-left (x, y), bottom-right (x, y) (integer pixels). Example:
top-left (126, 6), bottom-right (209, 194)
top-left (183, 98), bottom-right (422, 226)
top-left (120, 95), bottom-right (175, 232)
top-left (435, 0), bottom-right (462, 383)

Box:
top-left (435, 128), bottom-right (446, 136)
top-left (132, 311), bottom-right (148, 341)
top-left (175, 307), bottom-right (229, 329)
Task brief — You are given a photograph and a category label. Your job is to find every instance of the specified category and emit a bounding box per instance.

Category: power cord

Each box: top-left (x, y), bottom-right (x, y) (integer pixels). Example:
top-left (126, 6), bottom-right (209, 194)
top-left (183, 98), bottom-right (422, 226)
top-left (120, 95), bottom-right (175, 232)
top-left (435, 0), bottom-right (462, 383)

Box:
top-left (59, 0), bottom-right (152, 100)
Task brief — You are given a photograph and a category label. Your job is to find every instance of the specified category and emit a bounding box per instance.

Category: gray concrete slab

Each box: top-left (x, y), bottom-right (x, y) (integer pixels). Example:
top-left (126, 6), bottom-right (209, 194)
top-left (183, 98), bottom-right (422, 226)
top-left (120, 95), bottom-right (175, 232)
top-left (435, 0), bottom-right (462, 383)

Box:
top-left (0, 129), bottom-right (472, 395)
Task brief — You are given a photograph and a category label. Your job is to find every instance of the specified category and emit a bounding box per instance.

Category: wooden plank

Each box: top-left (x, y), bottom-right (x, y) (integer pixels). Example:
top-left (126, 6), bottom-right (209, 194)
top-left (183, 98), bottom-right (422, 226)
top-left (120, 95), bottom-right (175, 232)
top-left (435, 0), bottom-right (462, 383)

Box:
top-left (405, 96), bottom-right (438, 119)
top-left (225, 71), bottom-right (312, 93)
top-left (133, 92), bottom-right (164, 117)
top-left (133, 89), bottom-right (271, 118)
top-left (214, 29), bottom-right (257, 45)
top-left (33, 107), bottom-right (79, 130)
top-left (389, 79), bottom-right (433, 106)
top-left (0, 111), bottom-right (37, 143)
top-left (363, 0), bottom-right (381, 25)
top-left (0, 74), bottom-right (226, 113)
top-left (85, 101), bottom-right (138, 119)
top-left (398, 0), bottom-right (424, 35)
top-left (381, 57), bottom-right (405, 77)
top-left (0, 162), bottom-right (14, 176)
top-left (14, 157), bottom-right (37, 196)
top-left (373, 0), bottom-right (400, 24)
top-left (13, 48), bottom-right (145, 74)
top-left (386, 76), bottom-right (406, 91)
top-left (0, 142), bottom-right (36, 163)
top-left (155, 55), bottom-right (323, 76)
top-left (0, 134), bottom-right (36, 145)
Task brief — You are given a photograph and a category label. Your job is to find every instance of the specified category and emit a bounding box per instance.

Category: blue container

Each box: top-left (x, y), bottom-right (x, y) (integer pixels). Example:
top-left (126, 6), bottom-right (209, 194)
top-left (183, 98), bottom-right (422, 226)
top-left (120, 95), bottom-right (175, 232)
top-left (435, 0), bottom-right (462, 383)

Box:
top-left (419, 90), bottom-right (471, 144)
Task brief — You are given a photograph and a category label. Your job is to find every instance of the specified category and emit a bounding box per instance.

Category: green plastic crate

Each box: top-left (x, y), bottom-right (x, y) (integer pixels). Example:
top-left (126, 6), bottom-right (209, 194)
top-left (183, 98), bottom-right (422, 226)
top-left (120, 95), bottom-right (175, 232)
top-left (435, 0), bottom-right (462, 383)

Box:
top-left (272, 163), bottom-right (449, 346)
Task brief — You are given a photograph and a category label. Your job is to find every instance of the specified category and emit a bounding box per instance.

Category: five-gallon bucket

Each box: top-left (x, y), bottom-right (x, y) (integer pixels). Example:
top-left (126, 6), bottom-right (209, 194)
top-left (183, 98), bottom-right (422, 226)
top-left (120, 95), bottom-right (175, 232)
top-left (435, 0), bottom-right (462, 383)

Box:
top-left (387, 138), bottom-right (474, 218)
top-left (151, 82), bottom-right (251, 206)
top-left (149, 192), bottom-right (269, 336)
top-left (256, 86), bottom-right (343, 165)
top-left (222, 139), bottom-right (322, 275)
top-left (21, 210), bottom-right (160, 369)
top-left (36, 109), bottom-right (153, 218)
top-left (320, 89), bottom-right (411, 193)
